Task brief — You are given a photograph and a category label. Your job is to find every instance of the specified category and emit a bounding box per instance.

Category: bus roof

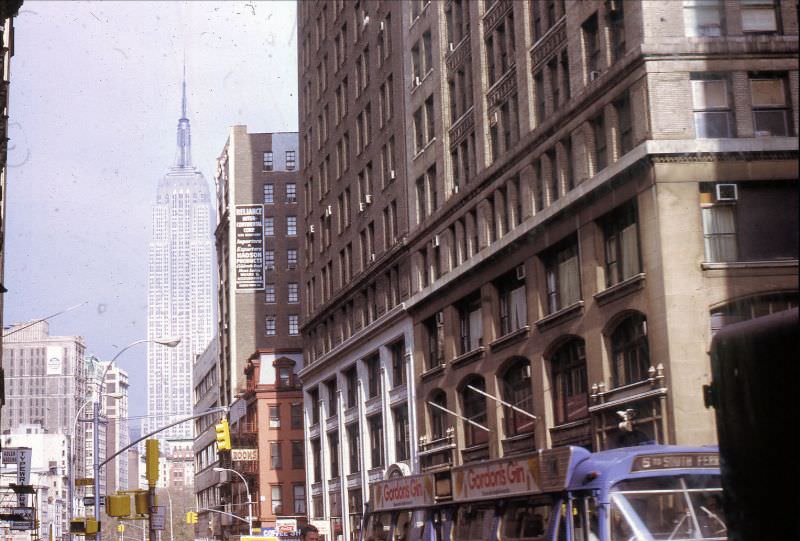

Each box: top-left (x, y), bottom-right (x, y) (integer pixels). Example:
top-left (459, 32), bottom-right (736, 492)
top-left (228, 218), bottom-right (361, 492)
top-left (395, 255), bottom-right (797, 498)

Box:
top-left (568, 444), bottom-right (720, 495)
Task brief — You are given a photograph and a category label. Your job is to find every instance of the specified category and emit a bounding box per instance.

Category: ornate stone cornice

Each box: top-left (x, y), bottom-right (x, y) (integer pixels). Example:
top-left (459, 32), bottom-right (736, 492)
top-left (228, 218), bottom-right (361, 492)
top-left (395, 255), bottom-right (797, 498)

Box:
top-left (530, 18), bottom-right (567, 71)
top-left (487, 65), bottom-right (517, 110)
top-left (483, 0), bottom-right (513, 35)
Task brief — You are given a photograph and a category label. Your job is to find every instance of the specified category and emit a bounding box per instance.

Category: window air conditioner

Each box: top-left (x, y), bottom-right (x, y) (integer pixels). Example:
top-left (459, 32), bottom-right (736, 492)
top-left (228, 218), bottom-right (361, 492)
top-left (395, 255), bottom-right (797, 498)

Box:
top-left (448, 42), bottom-right (455, 52)
top-left (589, 70), bottom-right (602, 81)
top-left (435, 312), bottom-right (444, 325)
top-left (452, 184), bottom-right (460, 194)
top-left (516, 264), bottom-right (526, 280)
top-left (432, 235), bottom-right (440, 248)
top-left (308, 225), bottom-right (316, 234)
top-left (364, 194), bottom-right (373, 204)
top-left (414, 76), bottom-right (421, 87)
top-left (715, 184), bottom-right (738, 202)
top-left (389, 169), bottom-right (397, 180)
top-left (359, 202), bottom-right (367, 212)
top-left (369, 253), bottom-right (376, 262)
top-left (379, 20), bottom-right (385, 31)
top-left (324, 205), bottom-right (333, 217)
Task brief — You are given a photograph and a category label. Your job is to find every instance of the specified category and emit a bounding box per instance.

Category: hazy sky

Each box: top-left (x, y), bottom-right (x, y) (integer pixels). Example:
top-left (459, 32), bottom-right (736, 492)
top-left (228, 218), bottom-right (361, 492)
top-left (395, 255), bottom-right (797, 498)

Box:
top-left (5, 1), bottom-right (298, 422)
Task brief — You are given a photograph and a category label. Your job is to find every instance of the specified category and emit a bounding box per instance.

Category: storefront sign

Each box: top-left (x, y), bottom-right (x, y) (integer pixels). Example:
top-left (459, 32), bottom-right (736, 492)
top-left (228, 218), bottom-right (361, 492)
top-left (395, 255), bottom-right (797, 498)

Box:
top-left (235, 204), bottom-right (265, 290)
top-left (453, 454), bottom-right (542, 502)
top-left (231, 448), bottom-right (258, 461)
top-left (275, 518), bottom-right (297, 534)
top-left (371, 473), bottom-right (434, 511)
top-left (310, 520), bottom-right (330, 536)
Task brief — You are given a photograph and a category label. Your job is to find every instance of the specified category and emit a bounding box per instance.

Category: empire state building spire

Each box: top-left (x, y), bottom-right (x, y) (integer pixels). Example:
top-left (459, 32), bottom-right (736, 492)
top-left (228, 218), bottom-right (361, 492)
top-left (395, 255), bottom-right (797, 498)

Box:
top-left (174, 62), bottom-right (192, 168)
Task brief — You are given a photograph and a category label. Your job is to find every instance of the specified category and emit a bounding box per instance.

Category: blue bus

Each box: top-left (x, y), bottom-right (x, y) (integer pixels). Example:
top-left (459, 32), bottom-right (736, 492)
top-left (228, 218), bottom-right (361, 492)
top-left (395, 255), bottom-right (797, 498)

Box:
top-left (364, 444), bottom-right (725, 541)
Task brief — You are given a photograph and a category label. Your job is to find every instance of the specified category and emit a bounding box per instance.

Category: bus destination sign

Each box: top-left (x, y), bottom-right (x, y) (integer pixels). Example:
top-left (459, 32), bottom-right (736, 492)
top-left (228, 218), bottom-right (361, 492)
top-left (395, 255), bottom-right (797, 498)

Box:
top-left (631, 452), bottom-right (720, 472)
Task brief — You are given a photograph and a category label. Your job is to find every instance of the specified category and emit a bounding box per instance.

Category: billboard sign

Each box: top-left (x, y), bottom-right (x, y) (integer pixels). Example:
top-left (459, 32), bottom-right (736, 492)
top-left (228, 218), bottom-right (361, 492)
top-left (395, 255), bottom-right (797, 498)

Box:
top-left (46, 346), bottom-right (63, 375)
top-left (235, 204), bottom-right (265, 290)
top-left (371, 473), bottom-right (435, 511)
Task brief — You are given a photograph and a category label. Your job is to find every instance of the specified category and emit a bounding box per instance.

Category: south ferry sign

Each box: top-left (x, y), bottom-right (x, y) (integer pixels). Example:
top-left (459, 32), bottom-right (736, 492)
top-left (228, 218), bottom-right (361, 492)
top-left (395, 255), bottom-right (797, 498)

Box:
top-left (371, 473), bottom-right (435, 511)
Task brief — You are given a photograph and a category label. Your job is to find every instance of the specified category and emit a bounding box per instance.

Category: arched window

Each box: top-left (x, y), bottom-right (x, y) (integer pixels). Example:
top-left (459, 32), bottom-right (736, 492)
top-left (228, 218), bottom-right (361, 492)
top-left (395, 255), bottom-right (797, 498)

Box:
top-left (610, 313), bottom-right (650, 387)
top-left (550, 339), bottom-right (588, 425)
top-left (500, 359), bottom-right (535, 436)
top-left (429, 390), bottom-right (448, 440)
top-left (461, 377), bottom-right (488, 447)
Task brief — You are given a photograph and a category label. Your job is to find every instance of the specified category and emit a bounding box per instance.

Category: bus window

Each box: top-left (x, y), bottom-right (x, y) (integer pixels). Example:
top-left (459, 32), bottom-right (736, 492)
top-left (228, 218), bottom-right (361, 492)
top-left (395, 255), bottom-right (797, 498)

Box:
top-left (427, 507), bottom-right (452, 541)
top-left (406, 510), bottom-right (426, 541)
top-left (455, 504), bottom-right (496, 540)
top-left (393, 511), bottom-right (412, 541)
top-left (501, 501), bottom-right (550, 540)
top-left (572, 497), bottom-right (601, 541)
top-left (609, 475), bottom-right (727, 540)
top-left (365, 512), bottom-right (393, 541)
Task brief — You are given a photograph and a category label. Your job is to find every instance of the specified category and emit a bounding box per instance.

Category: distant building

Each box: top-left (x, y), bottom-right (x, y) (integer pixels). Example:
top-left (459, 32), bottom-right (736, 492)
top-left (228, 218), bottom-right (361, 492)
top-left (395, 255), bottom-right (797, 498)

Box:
top-left (0, 0), bottom-right (23, 442)
top-left (1, 426), bottom-right (70, 541)
top-left (193, 337), bottom-right (221, 541)
top-left (103, 363), bottom-right (130, 494)
top-left (144, 70), bottom-right (214, 450)
top-left (1, 321), bottom-right (87, 481)
top-left (210, 127), bottom-right (304, 538)
top-left (84, 356), bottom-right (108, 498)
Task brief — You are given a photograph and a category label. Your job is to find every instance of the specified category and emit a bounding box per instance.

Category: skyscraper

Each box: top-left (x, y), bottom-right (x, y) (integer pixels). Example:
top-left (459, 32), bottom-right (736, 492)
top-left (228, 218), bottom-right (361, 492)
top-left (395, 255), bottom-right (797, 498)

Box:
top-left (145, 72), bottom-right (214, 448)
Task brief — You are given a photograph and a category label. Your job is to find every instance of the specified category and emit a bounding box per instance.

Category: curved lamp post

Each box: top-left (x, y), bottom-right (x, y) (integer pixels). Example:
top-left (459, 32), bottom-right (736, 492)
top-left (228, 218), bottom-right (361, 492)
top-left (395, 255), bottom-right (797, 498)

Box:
top-left (213, 467), bottom-right (254, 536)
top-left (68, 336), bottom-right (181, 540)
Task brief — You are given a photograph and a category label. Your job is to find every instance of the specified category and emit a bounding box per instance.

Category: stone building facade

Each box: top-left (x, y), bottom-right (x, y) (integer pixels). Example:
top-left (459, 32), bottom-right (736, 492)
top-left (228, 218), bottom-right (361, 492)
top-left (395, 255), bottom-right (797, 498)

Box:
top-left (299, 0), bottom-right (798, 539)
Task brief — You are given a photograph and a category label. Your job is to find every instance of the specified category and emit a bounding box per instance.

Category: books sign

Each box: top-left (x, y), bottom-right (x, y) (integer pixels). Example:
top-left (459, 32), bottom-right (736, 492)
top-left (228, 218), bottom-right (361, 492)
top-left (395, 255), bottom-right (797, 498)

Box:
top-left (231, 448), bottom-right (258, 462)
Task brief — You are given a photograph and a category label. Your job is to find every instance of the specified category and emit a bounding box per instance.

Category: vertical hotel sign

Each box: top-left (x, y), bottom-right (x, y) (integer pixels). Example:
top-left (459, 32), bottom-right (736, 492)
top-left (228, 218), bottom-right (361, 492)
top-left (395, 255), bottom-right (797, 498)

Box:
top-left (235, 204), bottom-right (265, 290)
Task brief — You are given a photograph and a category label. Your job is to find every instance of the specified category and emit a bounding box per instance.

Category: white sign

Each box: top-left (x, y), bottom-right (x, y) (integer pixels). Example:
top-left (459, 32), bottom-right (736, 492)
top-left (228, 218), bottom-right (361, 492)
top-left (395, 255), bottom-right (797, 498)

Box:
top-left (46, 346), bottom-right (63, 375)
top-left (275, 518), bottom-right (297, 534)
top-left (310, 520), bottom-right (331, 536)
top-left (231, 448), bottom-right (258, 461)
top-left (235, 204), bottom-right (265, 290)
top-left (150, 506), bottom-right (165, 530)
top-left (10, 506), bottom-right (34, 531)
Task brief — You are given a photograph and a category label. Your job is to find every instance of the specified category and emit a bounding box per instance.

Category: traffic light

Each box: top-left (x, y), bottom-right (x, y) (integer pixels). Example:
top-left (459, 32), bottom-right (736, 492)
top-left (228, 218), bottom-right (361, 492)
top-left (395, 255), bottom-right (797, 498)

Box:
top-left (106, 494), bottom-right (131, 517)
top-left (185, 511), bottom-right (198, 524)
top-left (214, 419), bottom-right (231, 452)
top-left (134, 491), bottom-right (149, 515)
top-left (145, 439), bottom-right (160, 486)
top-left (69, 518), bottom-right (99, 535)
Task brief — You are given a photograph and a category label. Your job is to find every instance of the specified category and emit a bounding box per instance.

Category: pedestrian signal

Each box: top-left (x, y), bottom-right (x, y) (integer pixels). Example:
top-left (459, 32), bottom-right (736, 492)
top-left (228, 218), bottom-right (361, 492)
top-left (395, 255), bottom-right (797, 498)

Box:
top-left (145, 439), bottom-right (160, 486)
top-left (185, 511), bottom-right (198, 524)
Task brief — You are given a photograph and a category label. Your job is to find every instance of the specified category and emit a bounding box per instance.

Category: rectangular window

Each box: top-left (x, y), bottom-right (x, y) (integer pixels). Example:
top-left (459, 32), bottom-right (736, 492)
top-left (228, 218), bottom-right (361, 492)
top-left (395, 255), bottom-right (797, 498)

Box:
top-left (265, 284), bottom-right (276, 303)
top-left (750, 74), bottom-right (790, 137)
top-left (393, 406), bottom-right (410, 462)
top-left (345, 366), bottom-right (357, 409)
top-left (368, 414), bottom-right (384, 468)
top-left (287, 216), bottom-right (297, 236)
top-left (291, 403), bottom-right (303, 429)
top-left (497, 272), bottom-right (527, 336)
top-left (270, 442), bottom-right (282, 469)
top-left (741, 0), bottom-right (779, 33)
top-left (293, 484), bottom-right (306, 514)
top-left (286, 182), bottom-right (297, 203)
top-left (366, 354), bottom-right (380, 398)
top-left (292, 441), bottom-right (304, 469)
top-left (269, 404), bottom-right (281, 428)
top-left (347, 423), bottom-right (361, 473)
top-left (264, 183), bottom-right (274, 204)
top-left (264, 217), bottom-right (275, 237)
top-left (288, 315), bottom-right (299, 336)
top-left (288, 249), bottom-right (298, 268)
top-left (683, 0), bottom-right (722, 37)
top-left (265, 250), bottom-right (275, 271)
top-left (288, 283), bottom-right (299, 303)
top-left (263, 151), bottom-right (274, 171)
top-left (592, 112), bottom-right (607, 172)
top-left (309, 388), bottom-right (320, 425)
top-left (390, 340), bottom-right (405, 387)
top-left (266, 316), bottom-right (276, 335)
top-left (544, 240), bottom-right (581, 313)
top-left (692, 77), bottom-right (733, 138)
top-left (328, 430), bottom-right (340, 478)
top-left (271, 485), bottom-right (282, 513)
top-left (603, 202), bottom-right (641, 287)
top-left (614, 90), bottom-right (633, 154)
top-left (583, 13), bottom-right (601, 77)
top-left (458, 294), bottom-right (483, 354)
top-left (285, 150), bottom-right (297, 170)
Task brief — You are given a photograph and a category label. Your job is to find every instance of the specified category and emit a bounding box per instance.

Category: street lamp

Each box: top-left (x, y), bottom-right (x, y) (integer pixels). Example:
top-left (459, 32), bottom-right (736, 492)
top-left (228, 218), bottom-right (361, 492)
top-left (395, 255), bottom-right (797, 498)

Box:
top-left (213, 467), bottom-right (254, 536)
top-left (69, 336), bottom-right (181, 540)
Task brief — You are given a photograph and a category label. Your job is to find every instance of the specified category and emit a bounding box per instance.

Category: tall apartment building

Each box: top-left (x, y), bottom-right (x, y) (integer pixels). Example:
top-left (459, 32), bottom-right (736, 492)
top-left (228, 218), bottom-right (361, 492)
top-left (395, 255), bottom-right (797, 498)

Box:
top-left (145, 73), bottom-right (214, 448)
top-left (84, 356), bottom-right (109, 498)
top-left (299, 1), bottom-right (798, 538)
top-left (298, 2), bottom-right (416, 539)
top-left (211, 127), bottom-right (304, 537)
top-left (193, 337), bottom-right (221, 541)
top-left (103, 363), bottom-right (130, 494)
top-left (0, 0), bottom-right (24, 444)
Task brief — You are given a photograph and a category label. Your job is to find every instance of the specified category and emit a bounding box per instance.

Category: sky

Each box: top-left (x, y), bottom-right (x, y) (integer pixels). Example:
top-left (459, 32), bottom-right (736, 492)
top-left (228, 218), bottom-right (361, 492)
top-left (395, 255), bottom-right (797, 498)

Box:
top-left (4, 1), bottom-right (298, 422)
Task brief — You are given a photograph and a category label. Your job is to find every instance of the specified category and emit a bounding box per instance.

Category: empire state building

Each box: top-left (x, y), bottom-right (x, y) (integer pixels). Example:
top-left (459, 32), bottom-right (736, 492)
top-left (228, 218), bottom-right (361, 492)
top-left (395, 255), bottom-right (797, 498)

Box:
top-left (144, 74), bottom-right (214, 446)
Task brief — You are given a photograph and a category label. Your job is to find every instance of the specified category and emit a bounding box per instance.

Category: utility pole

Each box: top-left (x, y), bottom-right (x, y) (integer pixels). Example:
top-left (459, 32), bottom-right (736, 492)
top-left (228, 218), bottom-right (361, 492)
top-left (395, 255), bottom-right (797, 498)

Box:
top-left (145, 439), bottom-right (159, 541)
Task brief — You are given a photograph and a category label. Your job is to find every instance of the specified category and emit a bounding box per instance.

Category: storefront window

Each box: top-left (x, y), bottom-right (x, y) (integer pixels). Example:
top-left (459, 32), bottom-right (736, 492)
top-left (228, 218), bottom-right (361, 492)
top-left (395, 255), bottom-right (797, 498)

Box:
top-left (454, 505), bottom-right (495, 541)
top-left (502, 501), bottom-right (552, 540)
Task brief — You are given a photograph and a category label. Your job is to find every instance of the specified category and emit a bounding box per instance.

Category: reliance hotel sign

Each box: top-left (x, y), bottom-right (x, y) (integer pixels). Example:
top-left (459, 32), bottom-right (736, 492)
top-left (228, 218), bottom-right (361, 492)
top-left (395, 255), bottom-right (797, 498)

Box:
top-left (235, 205), bottom-right (265, 291)
top-left (371, 474), bottom-right (434, 511)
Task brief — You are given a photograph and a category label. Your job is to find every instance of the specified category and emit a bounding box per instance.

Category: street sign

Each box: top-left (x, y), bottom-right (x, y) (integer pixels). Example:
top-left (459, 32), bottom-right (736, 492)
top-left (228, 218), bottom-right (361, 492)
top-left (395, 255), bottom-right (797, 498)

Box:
top-left (76, 477), bottom-right (95, 486)
top-left (150, 505), bottom-right (165, 530)
top-left (83, 496), bottom-right (104, 507)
